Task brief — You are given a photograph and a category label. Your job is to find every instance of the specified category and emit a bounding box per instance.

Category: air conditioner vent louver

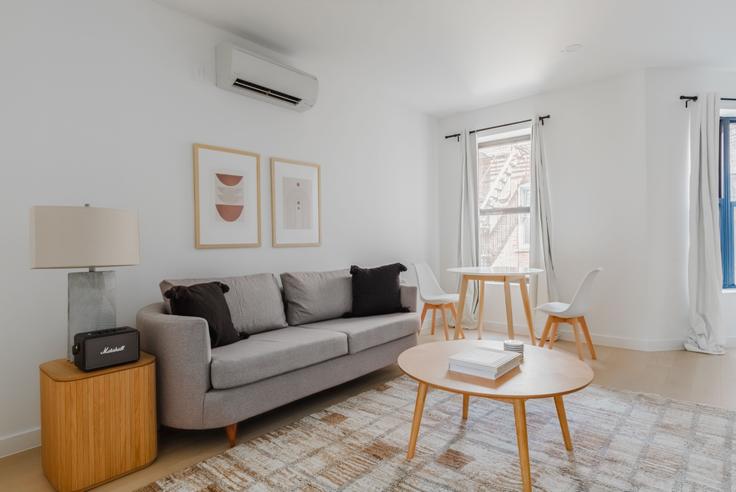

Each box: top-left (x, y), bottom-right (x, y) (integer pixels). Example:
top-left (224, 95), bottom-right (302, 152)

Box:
top-left (232, 78), bottom-right (302, 105)
top-left (216, 43), bottom-right (318, 112)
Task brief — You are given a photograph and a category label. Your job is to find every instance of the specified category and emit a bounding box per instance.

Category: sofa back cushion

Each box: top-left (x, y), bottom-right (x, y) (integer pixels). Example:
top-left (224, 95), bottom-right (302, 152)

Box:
top-left (348, 263), bottom-right (408, 317)
top-left (164, 282), bottom-right (244, 348)
top-left (280, 269), bottom-right (352, 325)
top-left (160, 273), bottom-right (287, 335)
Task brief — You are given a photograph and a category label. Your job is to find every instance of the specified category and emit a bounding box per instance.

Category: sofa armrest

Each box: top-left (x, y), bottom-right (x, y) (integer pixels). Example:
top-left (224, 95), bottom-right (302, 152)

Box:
top-left (400, 284), bottom-right (418, 312)
top-left (136, 303), bottom-right (211, 429)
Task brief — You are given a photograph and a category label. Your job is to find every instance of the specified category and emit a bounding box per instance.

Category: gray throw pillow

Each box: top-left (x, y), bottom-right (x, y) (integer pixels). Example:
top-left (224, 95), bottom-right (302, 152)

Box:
top-left (281, 269), bottom-right (352, 325)
top-left (160, 273), bottom-right (287, 335)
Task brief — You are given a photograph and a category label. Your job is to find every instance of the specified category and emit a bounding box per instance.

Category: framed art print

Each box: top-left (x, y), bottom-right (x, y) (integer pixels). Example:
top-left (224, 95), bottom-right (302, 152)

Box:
top-left (270, 158), bottom-right (321, 247)
top-left (194, 143), bottom-right (261, 248)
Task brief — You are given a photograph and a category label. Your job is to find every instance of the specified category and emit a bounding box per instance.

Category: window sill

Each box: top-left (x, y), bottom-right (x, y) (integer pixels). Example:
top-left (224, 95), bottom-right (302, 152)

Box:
top-left (722, 288), bottom-right (736, 294)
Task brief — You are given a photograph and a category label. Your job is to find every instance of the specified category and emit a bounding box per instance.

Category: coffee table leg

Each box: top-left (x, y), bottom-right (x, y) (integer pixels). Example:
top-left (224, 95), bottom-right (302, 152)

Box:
top-left (554, 395), bottom-right (573, 451)
top-left (407, 382), bottom-right (428, 459)
top-left (512, 399), bottom-right (532, 492)
top-left (462, 394), bottom-right (469, 420)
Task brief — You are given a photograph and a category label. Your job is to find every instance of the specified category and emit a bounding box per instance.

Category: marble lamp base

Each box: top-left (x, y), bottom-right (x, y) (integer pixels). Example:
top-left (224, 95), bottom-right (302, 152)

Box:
top-left (67, 271), bottom-right (117, 361)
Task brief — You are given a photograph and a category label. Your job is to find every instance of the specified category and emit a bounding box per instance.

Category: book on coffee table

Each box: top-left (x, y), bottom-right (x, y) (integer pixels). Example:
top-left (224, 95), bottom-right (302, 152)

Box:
top-left (448, 347), bottom-right (522, 380)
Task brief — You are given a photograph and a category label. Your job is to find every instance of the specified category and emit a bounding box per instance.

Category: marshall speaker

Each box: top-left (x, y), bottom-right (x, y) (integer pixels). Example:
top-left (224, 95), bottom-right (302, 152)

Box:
top-left (72, 326), bottom-right (139, 372)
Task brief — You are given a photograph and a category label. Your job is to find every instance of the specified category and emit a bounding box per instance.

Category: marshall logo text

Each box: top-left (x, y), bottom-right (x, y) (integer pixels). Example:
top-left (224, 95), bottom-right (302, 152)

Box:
top-left (100, 345), bottom-right (126, 355)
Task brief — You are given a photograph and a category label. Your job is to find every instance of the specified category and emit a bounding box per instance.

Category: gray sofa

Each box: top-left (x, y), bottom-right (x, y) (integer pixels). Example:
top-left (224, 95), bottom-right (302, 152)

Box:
top-left (136, 270), bottom-right (418, 444)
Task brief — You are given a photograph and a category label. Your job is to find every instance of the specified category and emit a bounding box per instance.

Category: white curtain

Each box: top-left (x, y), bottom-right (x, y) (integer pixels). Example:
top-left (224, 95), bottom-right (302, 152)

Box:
top-left (529, 116), bottom-right (559, 314)
top-left (457, 130), bottom-right (480, 325)
top-left (685, 93), bottom-right (725, 354)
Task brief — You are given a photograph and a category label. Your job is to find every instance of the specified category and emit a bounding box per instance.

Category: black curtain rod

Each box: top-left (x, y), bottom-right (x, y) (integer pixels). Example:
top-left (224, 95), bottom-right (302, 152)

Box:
top-left (444, 114), bottom-right (550, 141)
top-left (680, 95), bottom-right (736, 108)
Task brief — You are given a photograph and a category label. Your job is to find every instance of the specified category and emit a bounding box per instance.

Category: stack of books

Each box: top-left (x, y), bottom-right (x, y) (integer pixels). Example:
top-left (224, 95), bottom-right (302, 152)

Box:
top-left (448, 347), bottom-right (522, 380)
top-left (503, 340), bottom-right (524, 359)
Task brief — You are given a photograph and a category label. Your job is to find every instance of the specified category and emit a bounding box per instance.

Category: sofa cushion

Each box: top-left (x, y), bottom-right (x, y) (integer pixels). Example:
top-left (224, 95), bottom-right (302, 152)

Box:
top-left (301, 312), bottom-right (418, 354)
top-left (348, 263), bottom-right (408, 317)
top-left (160, 273), bottom-right (287, 335)
top-left (164, 282), bottom-right (244, 348)
top-left (280, 269), bottom-right (351, 325)
top-left (209, 327), bottom-right (348, 389)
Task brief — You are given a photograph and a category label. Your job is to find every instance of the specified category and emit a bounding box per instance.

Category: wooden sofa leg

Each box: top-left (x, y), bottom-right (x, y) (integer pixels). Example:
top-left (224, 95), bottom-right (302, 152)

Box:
top-left (225, 423), bottom-right (237, 447)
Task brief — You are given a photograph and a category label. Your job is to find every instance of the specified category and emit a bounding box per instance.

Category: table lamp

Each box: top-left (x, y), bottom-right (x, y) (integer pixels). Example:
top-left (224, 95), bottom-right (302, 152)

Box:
top-left (30, 205), bottom-right (140, 360)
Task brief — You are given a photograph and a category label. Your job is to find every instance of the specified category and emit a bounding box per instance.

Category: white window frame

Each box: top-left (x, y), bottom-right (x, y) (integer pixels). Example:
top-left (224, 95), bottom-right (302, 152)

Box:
top-left (476, 127), bottom-right (532, 265)
top-left (517, 183), bottom-right (531, 252)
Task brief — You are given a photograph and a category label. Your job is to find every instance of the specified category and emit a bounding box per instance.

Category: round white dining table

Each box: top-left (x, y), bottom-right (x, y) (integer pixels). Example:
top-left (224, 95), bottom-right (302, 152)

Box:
top-left (447, 266), bottom-right (544, 342)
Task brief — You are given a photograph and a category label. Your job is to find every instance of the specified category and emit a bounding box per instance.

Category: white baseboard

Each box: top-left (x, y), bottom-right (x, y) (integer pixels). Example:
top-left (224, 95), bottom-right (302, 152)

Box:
top-left (0, 427), bottom-right (40, 459)
top-left (480, 321), bottom-right (686, 352)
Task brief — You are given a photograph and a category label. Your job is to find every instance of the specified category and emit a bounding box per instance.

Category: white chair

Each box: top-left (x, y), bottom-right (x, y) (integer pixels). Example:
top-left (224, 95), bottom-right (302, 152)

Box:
top-left (414, 262), bottom-right (459, 341)
top-left (537, 268), bottom-right (602, 360)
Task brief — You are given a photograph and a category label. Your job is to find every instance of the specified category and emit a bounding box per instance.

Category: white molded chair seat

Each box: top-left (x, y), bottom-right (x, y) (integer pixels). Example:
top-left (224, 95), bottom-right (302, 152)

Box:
top-left (537, 301), bottom-right (576, 317)
top-left (422, 293), bottom-right (460, 304)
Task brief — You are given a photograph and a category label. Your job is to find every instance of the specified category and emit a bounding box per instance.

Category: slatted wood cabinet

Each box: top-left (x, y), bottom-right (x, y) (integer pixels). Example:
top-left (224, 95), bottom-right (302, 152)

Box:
top-left (40, 352), bottom-right (157, 491)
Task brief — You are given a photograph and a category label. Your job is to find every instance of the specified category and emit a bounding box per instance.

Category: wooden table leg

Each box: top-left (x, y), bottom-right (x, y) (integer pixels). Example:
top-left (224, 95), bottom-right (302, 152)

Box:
top-left (518, 277), bottom-right (536, 346)
top-left (462, 394), bottom-right (469, 420)
top-left (554, 395), bottom-right (573, 451)
top-left (476, 281), bottom-right (486, 340)
top-left (454, 276), bottom-right (469, 340)
top-left (512, 399), bottom-right (532, 492)
top-left (407, 382), bottom-right (428, 459)
top-left (503, 279), bottom-right (515, 340)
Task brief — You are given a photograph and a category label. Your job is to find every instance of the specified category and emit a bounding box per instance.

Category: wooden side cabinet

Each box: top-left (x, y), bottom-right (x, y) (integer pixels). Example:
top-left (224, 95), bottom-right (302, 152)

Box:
top-left (40, 352), bottom-right (157, 492)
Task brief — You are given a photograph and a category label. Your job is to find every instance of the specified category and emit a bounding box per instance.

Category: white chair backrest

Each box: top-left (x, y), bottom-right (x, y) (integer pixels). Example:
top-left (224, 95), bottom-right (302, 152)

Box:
top-left (567, 268), bottom-right (602, 315)
top-left (413, 262), bottom-right (446, 300)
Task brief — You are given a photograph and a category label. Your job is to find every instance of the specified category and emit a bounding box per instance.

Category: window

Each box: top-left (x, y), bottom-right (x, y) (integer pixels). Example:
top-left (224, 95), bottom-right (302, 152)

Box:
top-left (721, 117), bottom-right (736, 288)
top-left (477, 129), bottom-right (531, 268)
top-left (518, 183), bottom-right (531, 251)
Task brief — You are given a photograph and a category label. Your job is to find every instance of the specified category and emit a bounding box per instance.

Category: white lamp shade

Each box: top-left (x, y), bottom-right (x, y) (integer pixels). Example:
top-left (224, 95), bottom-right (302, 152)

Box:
top-left (30, 206), bottom-right (140, 269)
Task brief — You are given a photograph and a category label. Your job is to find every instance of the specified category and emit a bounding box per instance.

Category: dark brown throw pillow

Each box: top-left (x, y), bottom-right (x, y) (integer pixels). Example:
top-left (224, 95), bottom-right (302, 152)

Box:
top-left (348, 263), bottom-right (408, 317)
top-left (164, 282), bottom-right (246, 348)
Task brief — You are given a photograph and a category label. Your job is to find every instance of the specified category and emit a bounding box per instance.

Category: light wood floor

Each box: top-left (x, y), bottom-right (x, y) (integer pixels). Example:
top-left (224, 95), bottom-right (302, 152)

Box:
top-left (2, 327), bottom-right (735, 491)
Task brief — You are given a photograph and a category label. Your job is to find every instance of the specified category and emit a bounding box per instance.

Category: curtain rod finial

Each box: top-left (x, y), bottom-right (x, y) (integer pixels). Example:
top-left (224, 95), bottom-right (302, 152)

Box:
top-left (680, 95), bottom-right (698, 108)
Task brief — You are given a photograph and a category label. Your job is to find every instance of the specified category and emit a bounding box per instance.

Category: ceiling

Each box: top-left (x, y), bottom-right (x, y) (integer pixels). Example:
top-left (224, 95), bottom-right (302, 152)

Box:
top-left (156, 0), bottom-right (736, 116)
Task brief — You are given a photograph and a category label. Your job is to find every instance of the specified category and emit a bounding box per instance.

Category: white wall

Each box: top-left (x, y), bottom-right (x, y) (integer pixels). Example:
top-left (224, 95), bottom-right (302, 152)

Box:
top-left (643, 68), bottom-right (736, 342)
top-left (437, 68), bottom-right (736, 351)
top-left (0, 0), bottom-right (438, 457)
top-left (438, 72), bottom-right (650, 347)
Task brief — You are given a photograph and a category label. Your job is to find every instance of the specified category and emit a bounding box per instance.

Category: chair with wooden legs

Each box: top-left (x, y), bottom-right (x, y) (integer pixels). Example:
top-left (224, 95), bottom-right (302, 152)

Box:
top-left (537, 268), bottom-right (602, 360)
top-left (414, 262), bottom-right (459, 341)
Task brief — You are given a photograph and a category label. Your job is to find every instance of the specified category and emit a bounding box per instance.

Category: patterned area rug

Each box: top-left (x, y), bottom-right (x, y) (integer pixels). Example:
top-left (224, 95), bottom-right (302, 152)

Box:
top-left (138, 376), bottom-right (735, 491)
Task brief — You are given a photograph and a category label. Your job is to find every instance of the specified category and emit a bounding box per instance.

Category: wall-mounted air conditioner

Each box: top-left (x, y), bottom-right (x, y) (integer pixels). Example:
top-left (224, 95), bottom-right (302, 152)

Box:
top-left (215, 42), bottom-right (318, 112)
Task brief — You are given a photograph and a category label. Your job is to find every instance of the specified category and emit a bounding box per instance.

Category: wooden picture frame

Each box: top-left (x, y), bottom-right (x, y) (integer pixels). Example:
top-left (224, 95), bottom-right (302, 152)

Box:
top-left (270, 157), bottom-right (321, 247)
top-left (194, 143), bottom-right (261, 249)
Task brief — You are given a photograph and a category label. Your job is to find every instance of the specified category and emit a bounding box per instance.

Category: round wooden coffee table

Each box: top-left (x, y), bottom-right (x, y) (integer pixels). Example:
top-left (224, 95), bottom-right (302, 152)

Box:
top-left (398, 340), bottom-right (594, 492)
